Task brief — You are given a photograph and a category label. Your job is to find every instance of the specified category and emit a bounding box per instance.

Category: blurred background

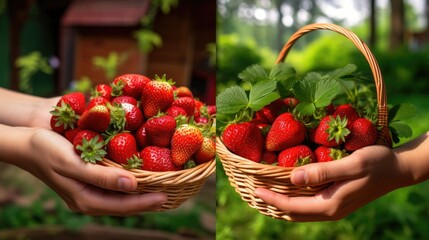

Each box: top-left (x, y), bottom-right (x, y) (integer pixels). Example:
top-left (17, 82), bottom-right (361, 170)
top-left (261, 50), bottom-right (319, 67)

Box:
top-left (217, 0), bottom-right (429, 239)
top-left (0, 0), bottom-right (215, 239)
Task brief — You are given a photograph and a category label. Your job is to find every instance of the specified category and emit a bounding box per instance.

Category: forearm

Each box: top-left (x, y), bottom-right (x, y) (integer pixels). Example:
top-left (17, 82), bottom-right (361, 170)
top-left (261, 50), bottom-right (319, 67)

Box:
top-left (394, 131), bottom-right (429, 184)
top-left (0, 124), bottom-right (35, 167)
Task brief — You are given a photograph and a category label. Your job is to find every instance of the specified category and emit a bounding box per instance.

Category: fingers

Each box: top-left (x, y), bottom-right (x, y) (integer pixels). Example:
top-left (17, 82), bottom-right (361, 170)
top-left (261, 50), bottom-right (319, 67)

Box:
top-left (291, 154), bottom-right (365, 186)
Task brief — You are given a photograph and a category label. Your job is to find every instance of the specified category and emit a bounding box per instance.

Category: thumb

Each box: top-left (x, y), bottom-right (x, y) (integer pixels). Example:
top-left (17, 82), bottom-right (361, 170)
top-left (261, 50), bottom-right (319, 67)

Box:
top-left (290, 155), bottom-right (364, 186)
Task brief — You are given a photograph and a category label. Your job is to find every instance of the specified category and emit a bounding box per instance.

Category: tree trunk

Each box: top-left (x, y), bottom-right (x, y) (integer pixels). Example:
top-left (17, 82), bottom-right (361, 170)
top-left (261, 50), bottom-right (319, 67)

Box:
top-left (389, 0), bottom-right (405, 49)
top-left (369, 0), bottom-right (377, 47)
top-left (275, 0), bottom-right (285, 52)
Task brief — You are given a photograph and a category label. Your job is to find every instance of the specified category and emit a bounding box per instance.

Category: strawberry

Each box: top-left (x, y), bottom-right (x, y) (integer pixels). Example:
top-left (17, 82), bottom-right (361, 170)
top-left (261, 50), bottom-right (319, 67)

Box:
top-left (78, 104), bottom-right (110, 133)
top-left (107, 132), bottom-right (139, 165)
top-left (195, 116), bottom-right (208, 124)
top-left (333, 104), bottom-right (360, 129)
top-left (140, 146), bottom-right (182, 172)
top-left (344, 118), bottom-right (378, 151)
top-left (174, 86), bottom-right (193, 98)
top-left (111, 73), bottom-right (151, 99)
top-left (207, 105), bottom-right (216, 116)
top-left (64, 128), bottom-right (81, 143)
top-left (111, 96), bottom-right (138, 107)
top-left (109, 102), bottom-right (143, 132)
top-left (145, 114), bottom-right (177, 148)
top-left (314, 146), bottom-right (347, 162)
top-left (172, 97), bottom-right (195, 117)
top-left (255, 99), bottom-right (286, 124)
top-left (134, 124), bottom-right (149, 149)
top-left (221, 122), bottom-right (264, 163)
top-left (140, 75), bottom-right (175, 119)
top-left (278, 145), bottom-right (315, 167)
top-left (194, 137), bottom-right (216, 164)
top-left (265, 113), bottom-right (306, 152)
top-left (166, 106), bottom-right (187, 118)
top-left (283, 97), bottom-right (299, 110)
top-left (193, 99), bottom-right (204, 118)
top-left (87, 96), bottom-right (108, 110)
top-left (171, 124), bottom-right (204, 166)
top-left (73, 130), bottom-right (106, 163)
top-left (50, 92), bottom-right (86, 131)
top-left (261, 150), bottom-right (278, 164)
top-left (92, 84), bottom-right (112, 100)
top-left (310, 115), bottom-right (350, 147)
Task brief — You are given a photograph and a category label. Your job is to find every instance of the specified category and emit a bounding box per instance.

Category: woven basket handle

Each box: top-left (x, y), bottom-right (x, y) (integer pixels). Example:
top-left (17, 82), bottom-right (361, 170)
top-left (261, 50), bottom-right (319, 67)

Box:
top-left (276, 23), bottom-right (392, 146)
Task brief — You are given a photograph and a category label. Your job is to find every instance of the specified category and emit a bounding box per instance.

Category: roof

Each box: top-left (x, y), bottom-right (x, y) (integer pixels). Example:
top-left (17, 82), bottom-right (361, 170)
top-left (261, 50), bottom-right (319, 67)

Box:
top-left (62, 0), bottom-right (150, 26)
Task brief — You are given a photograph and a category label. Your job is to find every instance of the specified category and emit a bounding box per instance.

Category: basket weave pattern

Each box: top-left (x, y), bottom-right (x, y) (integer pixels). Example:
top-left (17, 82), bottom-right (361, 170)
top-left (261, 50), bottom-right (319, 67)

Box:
top-left (217, 23), bottom-right (392, 220)
top-left (101, 157), bottom-right (216, 211)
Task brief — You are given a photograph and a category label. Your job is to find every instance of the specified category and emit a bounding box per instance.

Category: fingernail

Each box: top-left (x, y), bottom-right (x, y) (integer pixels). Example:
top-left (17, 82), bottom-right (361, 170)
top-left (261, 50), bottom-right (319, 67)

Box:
top-left (118, 177), bottom-right (133, 191)
top-left (291, 170), bottom-right (307, 185)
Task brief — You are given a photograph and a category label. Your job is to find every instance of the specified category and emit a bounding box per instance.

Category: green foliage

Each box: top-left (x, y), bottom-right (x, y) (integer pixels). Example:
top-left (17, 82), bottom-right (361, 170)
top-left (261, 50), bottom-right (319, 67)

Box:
top-left (133, 29), bottom-right (163, 53)
top-left (15, 51), bottom-right (53, 94)
top-left (92, 52), bottom-right (128, 81)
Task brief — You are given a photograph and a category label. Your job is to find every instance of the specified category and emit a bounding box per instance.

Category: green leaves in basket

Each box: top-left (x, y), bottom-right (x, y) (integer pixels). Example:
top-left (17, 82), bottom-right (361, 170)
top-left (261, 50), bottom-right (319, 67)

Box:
top-left (389, 103), bottom-right (417, 144)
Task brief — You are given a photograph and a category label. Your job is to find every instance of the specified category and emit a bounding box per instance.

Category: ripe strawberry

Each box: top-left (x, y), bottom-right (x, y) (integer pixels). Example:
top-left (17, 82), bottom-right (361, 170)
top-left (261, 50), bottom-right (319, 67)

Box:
top-left (171, 124), bottom-right (204, 166)
top-left (134, 124), bottom-right (149, 149)
top-left (174, 86), bottom-right (193, 98)
top-left (140, 75), bottom-right (175, 119)
top-left (87, 96), bottom-right (108, 110)
top-left (221, 122), bottom-right (264, 163)
top-left (64, 128), bottom-right (81, 143)
top-left (92, 84), bottom-right (112, 100)
top-left (109, 102), bottom-right (144, 132)
top-left (140, 146), bottom-right (182, 172)
top-left (311, 115), bottom-right (350, 147)
top-left (207, 105), bottom-right (216, 116)
top-left (193, 99), bottom-right (204, 118)
top-left (261, 150), bottom-right (278, 164)
top-left (283, 97), bottom-right (299, 110)
top-left (111, 96), bottom-right (138, 107)
top-left (172, 97), bottom-right (195, 117)
top-left (112, 73), bottom-right (150, 99)
top-left (194, 137), bottom-right (216, 164)
top-left (195, 116), bottom-right (208, 124)
top-left (314, 146), bottom-right (347, 162)
top-left (78, 104), bottom-right (110, 133)
top-left (166, 106), bottom-right (187, 118)
top-left (73, 130), bottom-right (106, 163)
top-left (345, 118), bottom-right (378, 151)
top-left (278, 145), bottom-right (315, 167)
top-left (107, 132), bottom-right (139, 165)
top-left (265, 113), bottom-right (306, 152)
top-left (145, 114), bottom-right (177, 148)
top-left (50, 92), bottom-right (86, 131)
top-left (255, 99), bottom-right (286, 124)
top-left (333, 104), bottom-right (360, 129)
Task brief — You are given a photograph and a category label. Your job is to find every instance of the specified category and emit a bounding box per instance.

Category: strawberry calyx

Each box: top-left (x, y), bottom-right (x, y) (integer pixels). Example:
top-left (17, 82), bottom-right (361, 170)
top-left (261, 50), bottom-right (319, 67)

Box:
top-left (123, 154), bottom-right (143, 170)
top-left (107, 102), bottom-right (126, 131)
top-left (184, 159), bottom-right (197, 169)
top-left (154, 74), bottom-right (175, 86)
top-left (295, 155), bottom-right (312, 167)
top-left (327, 115), bottom-right (350, 144)
top-left (50, 101), bottom-right (80, 130)
top-left (76, 135), bottom-right (107, 164)
top-left (111, 79), bottom-right (125, 97)
top-left (329, 148), bottom-right (348, 160)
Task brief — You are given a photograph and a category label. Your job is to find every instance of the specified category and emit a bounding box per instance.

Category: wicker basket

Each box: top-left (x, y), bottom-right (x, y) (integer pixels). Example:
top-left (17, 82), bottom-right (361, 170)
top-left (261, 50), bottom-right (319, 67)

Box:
top-left (100, 157), bottom-right (216, 211)
top-left (216, 23), bottom-right (392, 220)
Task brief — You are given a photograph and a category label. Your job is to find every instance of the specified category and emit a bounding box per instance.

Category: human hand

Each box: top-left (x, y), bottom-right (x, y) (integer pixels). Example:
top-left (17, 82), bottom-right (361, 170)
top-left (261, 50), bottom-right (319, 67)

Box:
top-left (19, 128), bottom-right (167, 216)
top-left (255, 144), bottom-right (414, 222)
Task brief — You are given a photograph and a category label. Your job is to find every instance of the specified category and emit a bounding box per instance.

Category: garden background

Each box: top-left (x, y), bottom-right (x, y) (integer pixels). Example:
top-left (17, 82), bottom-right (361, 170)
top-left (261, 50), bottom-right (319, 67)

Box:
top-left (217, 0), bottom-right (429, 239)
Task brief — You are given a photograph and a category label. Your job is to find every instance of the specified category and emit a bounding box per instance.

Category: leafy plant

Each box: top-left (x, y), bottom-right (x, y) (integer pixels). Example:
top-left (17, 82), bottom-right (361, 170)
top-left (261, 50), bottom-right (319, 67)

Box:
top-left (15, 51), bottom-right (53, 94)
top-left (92, 52), bottom-right (128, 81)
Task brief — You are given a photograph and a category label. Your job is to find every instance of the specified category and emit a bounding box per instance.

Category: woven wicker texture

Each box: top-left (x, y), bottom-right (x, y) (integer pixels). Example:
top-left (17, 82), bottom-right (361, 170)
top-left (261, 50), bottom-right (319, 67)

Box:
top-left (101, 157), bottom-right (216, 211)
top-left (217, 23), bottom-right (392, 220)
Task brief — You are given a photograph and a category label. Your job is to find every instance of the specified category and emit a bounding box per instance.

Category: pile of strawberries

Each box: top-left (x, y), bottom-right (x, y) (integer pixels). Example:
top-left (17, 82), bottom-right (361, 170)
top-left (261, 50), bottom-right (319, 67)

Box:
top-left (50, 74), bottom-right (216, 172)
top-left (221, 99), bottom-right (378, 167)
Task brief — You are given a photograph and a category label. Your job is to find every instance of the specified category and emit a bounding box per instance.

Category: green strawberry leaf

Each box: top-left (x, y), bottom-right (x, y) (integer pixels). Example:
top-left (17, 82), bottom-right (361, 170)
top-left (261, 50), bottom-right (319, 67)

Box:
top-left (295, 102), bottom-right (316, 116)
top-left (270, 63), bottom-right (297, 97)
top-left (327, 64), bottom-right (357, 79)
top-left (293, 77), bottom-right (317, 103)
top-left (389, 103), bottom-right (417, 122)
top-left (238, 64), bottom-right (268, 84)
top-left (216, 86), bottom-right (248, 114)
top-left (314, 78), bottom-right (341, 108)
top-left (389, 122), bottom-right (413, 144)
top-left (248, 80), bottom-right (280, 111)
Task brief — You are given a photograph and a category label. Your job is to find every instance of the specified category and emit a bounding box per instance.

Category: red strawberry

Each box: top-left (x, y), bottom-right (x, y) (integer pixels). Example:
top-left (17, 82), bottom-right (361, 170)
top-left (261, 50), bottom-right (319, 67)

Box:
top-left (195, 116), bottom-right (208, 124)
top-left (107, 132), bottom-right (139, 165)
top-left (345, 118), bottom-right (378, 151)
top-left (311, 115), bottom-right (350, 147)
top-left (64, 128), bottom-right (81, 143)
top-left (73, 130), bottom-right (106, 163)
top-left (112, 73), bottom-right (150, 99)
top-left (174, 86), bottom-right (193, 98)
top-left (140, 146), bottom-right (182, 172)
top-left (78, 105), bottom-right (110, 133)
top-left (172, 97), bottom-right (195, 117)
top-left (207, 105), bottom-right (216, 116)
top-left (140, 75), bottom-right (175, 119)
top-left (111, 96), bottom-right (138, 107)
top-left (255, 99), bottom-right (286, 124)
top-left (265, 113), bottom-right (306, 152)
top-left (134, 124), bottom-right (149, 149)
top-left (314, 146), bottom-right (347, 162)
top-left (109, 103), bottom-right (144, 132)
top-left (87, 96), bottom-right (108, 110)
top-left (194, 137), bottom-right (216, 164)
top-left (283, 97), bottom-right (299, 110)
top-left (193, 99), bottom-right (204, 118)
top-left (166, 106), bottom-right (187, 118)
top-left (221, 122), bottom-right (264, 163)
top-left (278, 145), bottom-right (315, 167)
top-left (92, 84), bottom-right (112, 100)
top-left (171, 124), bottom-right (204, 166)
top-left (261, 150), bottom-right (278, 164)
top-left (333, 104), bottom-right (360, 129)
top-left (145, 114), bottom-right (177, 148)
top-left (50, 92), bottom-right (86, 131)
